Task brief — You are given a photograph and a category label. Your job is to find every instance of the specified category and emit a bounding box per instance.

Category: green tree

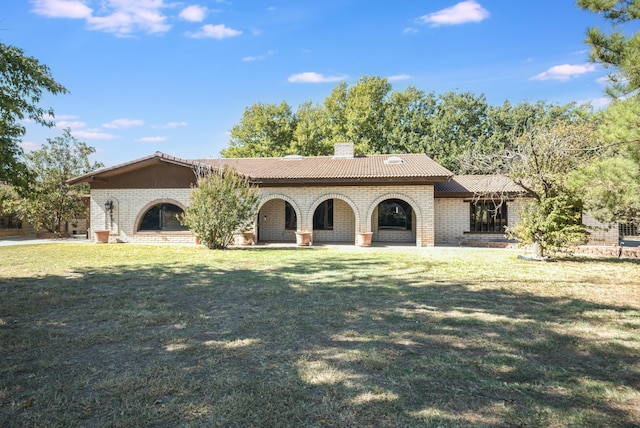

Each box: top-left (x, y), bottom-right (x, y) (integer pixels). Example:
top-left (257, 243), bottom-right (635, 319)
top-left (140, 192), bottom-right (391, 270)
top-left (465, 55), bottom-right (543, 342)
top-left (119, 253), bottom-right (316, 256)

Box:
top-left (382, 87), bottom-right (436, 154)
top-left (222, 102), bottom-right (295, 158)
top-left (7, 129), bottom-right (102, 234)
top-left (0, 42), bottom-right (68, 189)
top-left (573, 0), bottom-right (640, 224)
top-left (291, 101), bottom-right (332, 156)
top-left (180, 167), bottom-right (259, 249)
top-left (577, 0), bottom-right (640, 98)
top-left (424, 91), bottom-right (489, 172)
top-left (341, 76), bottom-right (392, 154)
top-left (503, 122), bottom-right (598, 258)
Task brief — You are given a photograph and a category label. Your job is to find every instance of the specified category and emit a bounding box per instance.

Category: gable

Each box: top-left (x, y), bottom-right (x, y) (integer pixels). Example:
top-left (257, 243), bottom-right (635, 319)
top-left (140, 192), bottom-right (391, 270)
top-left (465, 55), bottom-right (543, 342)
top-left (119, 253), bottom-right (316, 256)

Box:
top-left (90, 162), bottom-right (197, 189)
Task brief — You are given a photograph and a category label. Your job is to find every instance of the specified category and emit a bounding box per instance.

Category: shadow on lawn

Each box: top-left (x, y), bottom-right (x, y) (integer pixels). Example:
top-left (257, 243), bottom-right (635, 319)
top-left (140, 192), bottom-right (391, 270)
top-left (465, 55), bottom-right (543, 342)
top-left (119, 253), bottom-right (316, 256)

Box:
top-left (1, 253), bottom-right (639, 427)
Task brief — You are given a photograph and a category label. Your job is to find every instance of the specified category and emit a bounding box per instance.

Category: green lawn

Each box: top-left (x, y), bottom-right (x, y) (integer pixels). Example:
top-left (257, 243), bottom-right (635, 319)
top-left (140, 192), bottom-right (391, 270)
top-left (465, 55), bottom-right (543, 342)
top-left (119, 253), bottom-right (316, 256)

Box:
top-left (1, 244), bottom-right (639, 427)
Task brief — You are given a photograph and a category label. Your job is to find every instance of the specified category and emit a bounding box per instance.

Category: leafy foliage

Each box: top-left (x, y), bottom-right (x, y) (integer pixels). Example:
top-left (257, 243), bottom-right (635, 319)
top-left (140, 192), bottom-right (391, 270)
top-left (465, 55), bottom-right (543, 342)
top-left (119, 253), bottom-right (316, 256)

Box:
top-left (0, 42), bottom-right (68, 189)
top-left (6, 129), bottom-right (102, 233)
top-left (508, 194), bottom-right (589, 258)
top-left (180, 167), bottom-right (259, 249)
top-left (223, 76), bottom-right (588, 174)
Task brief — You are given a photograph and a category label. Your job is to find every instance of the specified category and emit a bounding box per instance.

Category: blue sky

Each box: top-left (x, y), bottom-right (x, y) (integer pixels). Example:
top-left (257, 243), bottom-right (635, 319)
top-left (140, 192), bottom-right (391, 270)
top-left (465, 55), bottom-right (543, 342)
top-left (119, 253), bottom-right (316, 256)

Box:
top-left (3, 1), bottom-right (617, 167)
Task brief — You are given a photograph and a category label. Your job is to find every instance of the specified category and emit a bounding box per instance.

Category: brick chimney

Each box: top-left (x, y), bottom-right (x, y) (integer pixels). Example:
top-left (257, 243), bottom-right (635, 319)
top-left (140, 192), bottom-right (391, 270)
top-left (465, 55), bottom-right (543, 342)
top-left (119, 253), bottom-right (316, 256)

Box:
top-left (333, 142), bottom-right (354, 158)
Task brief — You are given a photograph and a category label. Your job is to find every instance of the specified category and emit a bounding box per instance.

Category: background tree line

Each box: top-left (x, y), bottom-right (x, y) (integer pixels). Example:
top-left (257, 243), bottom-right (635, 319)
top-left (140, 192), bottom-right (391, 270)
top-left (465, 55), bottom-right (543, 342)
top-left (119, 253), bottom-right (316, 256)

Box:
top-left (222, 79), bottom-right (590, 175)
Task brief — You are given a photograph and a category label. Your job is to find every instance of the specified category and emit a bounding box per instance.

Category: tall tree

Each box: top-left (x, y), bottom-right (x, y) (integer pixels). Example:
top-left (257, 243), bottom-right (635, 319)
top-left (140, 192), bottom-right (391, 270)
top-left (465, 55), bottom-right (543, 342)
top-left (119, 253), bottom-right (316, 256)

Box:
top-left (0, 43), bottom-right (68, 189)
top-left (222, 101), bottom-right (295, 158)
top-left (503, 122), bottom-right (598, 258)
top-left (6, 129), bottom-right (102, 234)
top-left (577, 0), bottom-right (640, 99)
top-left (382, 87), bottom-right (436, 154)
top-left (291, 101), bottom-right (332, 156)
top-left (574, 0), bottom-right (640, 225)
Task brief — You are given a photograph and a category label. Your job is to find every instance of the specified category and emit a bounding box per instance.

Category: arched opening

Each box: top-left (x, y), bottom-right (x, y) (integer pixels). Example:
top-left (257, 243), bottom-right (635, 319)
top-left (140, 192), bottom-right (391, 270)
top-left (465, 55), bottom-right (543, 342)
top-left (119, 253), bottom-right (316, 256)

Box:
top-left (257, 198), bottom-right (298, 242)
top-left (312, 197), bottom-right (355, 243)
top-left (138, 203), bottom-right (188, 232)
top-left (373, 198), bottom-right (416, 243)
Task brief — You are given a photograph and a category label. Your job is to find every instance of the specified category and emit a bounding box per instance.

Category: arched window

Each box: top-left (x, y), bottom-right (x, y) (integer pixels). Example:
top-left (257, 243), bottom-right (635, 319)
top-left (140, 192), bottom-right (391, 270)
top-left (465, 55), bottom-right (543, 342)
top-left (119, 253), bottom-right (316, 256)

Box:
top-left (138, 203), bottom-right (188, 231)
top-left (378, 199), bottom-right (412, 230)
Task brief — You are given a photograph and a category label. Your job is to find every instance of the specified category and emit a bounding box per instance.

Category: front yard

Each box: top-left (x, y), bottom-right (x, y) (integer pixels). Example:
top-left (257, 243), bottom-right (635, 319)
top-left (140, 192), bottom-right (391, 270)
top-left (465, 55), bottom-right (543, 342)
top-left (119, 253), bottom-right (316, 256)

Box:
top-left (1, 244), bottom-right (638, 427)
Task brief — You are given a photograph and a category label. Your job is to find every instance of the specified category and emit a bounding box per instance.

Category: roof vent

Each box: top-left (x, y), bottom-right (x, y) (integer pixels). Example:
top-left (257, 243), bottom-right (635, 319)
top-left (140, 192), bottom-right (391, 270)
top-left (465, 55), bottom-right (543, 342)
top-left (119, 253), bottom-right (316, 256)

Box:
top-left (283, 154), bottom-right (305, 160)
top-left (384, 156), bottom-right (405, 165)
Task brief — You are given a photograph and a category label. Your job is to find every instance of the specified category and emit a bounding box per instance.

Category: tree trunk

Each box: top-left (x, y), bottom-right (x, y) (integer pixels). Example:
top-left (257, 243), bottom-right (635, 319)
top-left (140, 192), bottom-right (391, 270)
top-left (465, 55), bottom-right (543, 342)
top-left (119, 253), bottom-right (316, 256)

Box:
top-left (532, 240), bottom-right (544, 260)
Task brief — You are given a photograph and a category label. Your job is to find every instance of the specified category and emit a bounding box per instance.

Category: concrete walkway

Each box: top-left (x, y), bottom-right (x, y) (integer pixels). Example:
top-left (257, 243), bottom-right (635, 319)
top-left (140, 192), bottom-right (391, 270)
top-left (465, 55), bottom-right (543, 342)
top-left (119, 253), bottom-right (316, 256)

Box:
top-left (0, 236), bottom-right (91, 246)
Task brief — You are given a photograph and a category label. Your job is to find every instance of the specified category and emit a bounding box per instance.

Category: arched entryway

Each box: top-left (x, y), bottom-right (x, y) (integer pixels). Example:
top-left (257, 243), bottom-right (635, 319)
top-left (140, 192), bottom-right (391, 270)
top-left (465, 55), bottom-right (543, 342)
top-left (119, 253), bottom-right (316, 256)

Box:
top-left (256, 195), bottom-right (301, 243)
top-left (309, 194), bottom-right (357, 244)
top-left (368, 195), bottom-right (420, 245)
top-left (136, 202), bottom-right (188, 232)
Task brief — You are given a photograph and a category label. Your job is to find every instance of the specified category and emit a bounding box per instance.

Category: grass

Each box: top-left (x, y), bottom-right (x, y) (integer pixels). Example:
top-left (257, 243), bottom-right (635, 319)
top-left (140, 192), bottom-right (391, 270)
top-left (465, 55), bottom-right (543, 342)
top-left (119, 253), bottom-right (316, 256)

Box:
top-left (0, 243), bottom-right (639, 427)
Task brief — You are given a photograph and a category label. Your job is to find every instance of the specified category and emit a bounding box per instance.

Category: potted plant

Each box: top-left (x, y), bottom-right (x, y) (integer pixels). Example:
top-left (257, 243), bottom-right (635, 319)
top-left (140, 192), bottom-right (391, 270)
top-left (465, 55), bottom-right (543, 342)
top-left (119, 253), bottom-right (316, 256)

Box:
top-left (238, 231), bottom-right (255, 246)
top-left (295, 231), bottom-right (312, 246)
top-left (356, 226), bottom-right (373, 247)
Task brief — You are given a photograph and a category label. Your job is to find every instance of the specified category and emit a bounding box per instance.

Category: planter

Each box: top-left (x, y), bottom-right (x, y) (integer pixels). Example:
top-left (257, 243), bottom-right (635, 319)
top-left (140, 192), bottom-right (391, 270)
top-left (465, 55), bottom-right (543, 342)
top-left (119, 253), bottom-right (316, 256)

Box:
top-left (239, 232), bottom-right (255, 246)
top-left (195, 236), bottom-right (201, 244)
top-left (356, 232), bottom-right (373, 247)
top-left (295, 231), bottom-right (312, 246)
top-left (94, 230), bottom-right (110, 243)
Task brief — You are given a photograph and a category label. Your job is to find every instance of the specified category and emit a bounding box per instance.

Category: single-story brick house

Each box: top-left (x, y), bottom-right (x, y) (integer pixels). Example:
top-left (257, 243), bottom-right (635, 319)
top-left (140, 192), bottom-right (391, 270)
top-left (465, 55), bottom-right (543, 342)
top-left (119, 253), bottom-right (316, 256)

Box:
top-left (67, 142), bottom-right (621, 247)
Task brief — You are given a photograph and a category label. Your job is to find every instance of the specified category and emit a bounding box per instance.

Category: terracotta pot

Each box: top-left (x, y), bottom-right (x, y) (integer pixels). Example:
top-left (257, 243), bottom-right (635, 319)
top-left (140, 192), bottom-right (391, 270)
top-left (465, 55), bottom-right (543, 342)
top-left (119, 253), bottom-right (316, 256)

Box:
top-left (295, 231), bottom-right (312, 246)
top-left (239, 232), bottom-right (254, 246)
top-left (356, 232), bottom-right (373, 247)
top-left (94, 230), bottom-right (110, 243)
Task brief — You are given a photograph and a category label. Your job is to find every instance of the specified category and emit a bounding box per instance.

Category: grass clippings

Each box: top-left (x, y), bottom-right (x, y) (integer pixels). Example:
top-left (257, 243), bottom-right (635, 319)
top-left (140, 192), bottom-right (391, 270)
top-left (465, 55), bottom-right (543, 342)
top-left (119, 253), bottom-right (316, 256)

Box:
top-left (0, 244), bottom-right (638, 427)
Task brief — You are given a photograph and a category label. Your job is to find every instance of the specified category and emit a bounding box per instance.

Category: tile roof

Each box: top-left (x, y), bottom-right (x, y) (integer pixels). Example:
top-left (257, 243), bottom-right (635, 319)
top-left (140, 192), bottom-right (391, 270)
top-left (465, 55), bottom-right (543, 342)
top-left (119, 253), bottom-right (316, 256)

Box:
top-left (210, 153), bottom-right (453, 183)
top-left (434, 175), bottom-right (528, 197)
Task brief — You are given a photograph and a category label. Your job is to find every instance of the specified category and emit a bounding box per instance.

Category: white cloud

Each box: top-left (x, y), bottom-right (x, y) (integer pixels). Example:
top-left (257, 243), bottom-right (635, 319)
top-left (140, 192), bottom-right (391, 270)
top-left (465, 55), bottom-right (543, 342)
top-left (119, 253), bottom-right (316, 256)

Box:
top-left (531, 64), bottom-right (597, 81)
top-left (151, 121), bottom-right (188, 129)
top-left (388, 74), bottom-right (412, 82)
top-left (31, 0), bottom-right (92, 19)
top-left (242, 50), bottom-right (275, 62)
top-left (19, 141), bottom-right (41, 153)
top-left (55, 120), bottom-right (86, 129)
top-left (179, 5), bottom-right (207, 22)
top-left (403, 27), bottom-right (419, 35)
top-left (419, 0), bottom-right (489, 27)
top-left (188, 24), bottom-right (242, 39)
top-left (585, 97), bottom-right (611, 110)
top-left (32, 0), bottom-right (171, 36)
top-left (288, 72), bottom-right (346, 83)
top-left (136, 136), bottom-right (167, 143)
top-left (103, 118), bottom-right (144, 128)
top-left (73, 129), bottom-right (117, 140)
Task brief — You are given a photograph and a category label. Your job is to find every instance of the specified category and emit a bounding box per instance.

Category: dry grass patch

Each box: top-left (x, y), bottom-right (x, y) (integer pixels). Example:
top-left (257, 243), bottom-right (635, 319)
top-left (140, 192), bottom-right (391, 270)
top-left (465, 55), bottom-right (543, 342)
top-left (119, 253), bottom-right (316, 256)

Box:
top-left (0, 244), bottom-right (638, 427)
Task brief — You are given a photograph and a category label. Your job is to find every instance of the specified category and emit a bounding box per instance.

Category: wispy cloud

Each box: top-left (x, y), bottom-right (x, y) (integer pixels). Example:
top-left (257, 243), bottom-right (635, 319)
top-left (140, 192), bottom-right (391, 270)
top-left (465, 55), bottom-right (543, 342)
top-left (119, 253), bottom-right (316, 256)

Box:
top-left (242, 50), bottom-right (276, 62)
top-left (187, 23), bottom-right (242, 39)
top-left (55, 120), bottom-right (86, 129)
top-left (288, 72), bottom-right (346, 83)
top-left (419, 0), bottom-right (489, 27)
top-left (31, 0), bottom-right (172, 36)
top-left (179, 5), bottom-right (207, 22)
top-left (388, 74), bottom-right (411, 82)
top-left (31, 0), bottom-right (92, 18)
top-left (73, 129), bottom-right (117, 140)
top-left (19, 141), bottom-right (41, 153)
top-left (136, 136), bottom-right (167, 143)
top-left (531, 64), bottom-right (597, 81)
top-left (151, 121), bottom-right (188, 129)
top-left (102, 118), bottom-right (144, 129)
